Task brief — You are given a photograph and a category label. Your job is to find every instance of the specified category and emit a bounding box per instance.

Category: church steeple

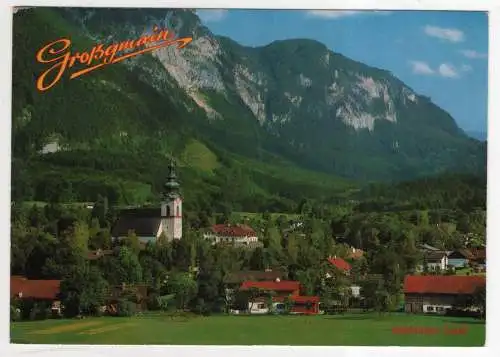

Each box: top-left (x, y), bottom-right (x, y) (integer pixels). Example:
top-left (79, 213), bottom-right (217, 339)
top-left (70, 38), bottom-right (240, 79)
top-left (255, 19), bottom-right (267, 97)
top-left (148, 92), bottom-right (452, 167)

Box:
top-left (163, 158), bottom-right (180, 199)
top-left (160, 158), bottom-right (183, 241)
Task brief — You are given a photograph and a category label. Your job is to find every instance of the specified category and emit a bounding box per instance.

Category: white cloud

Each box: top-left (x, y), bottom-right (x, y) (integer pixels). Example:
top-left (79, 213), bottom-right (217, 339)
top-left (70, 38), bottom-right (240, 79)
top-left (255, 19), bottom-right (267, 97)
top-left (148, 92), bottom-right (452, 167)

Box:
top-left (424, 25), bottom-right (464, 43)
top-left (409, 61), bottom-right (435, 75)
top-left (409, 61), bottom-right (470, 78)
top-left (461, 64), bottom-right (473, 72)
top-left (460, 49), bottom-right (487, 59)
top-left (307, 10), bottom-right (392, 19)
top-left (196, 9), bottom-right (228, 23)
top-left (438, 63), bottom-right (459, 78)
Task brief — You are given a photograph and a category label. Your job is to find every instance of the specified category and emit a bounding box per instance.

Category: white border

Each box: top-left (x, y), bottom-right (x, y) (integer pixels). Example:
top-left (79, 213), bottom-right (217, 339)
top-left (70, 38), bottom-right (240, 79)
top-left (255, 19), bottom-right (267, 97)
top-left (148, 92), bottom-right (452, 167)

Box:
top-left (1, 1), bottom-right (498, 357)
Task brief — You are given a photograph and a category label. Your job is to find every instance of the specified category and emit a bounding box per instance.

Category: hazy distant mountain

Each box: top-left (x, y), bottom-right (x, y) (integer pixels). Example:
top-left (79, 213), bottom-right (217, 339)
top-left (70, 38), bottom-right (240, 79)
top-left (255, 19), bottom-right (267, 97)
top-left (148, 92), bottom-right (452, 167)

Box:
top-left (466, 130), bottom-right (487, 142)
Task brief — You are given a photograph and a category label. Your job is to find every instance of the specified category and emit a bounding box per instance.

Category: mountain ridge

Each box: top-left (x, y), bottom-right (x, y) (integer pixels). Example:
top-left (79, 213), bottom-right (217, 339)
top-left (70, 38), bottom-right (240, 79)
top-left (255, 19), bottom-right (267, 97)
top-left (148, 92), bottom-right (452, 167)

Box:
top-left (11, 7), bottom-right (486, 208)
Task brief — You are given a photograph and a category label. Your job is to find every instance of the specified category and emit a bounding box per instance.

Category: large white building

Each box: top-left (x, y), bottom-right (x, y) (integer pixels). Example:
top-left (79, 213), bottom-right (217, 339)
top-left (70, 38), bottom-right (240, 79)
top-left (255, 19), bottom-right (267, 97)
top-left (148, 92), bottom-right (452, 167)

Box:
top-left (203, 224), bottom-right (259, 246)
top-left (111, 159), bottom-right (183, 243)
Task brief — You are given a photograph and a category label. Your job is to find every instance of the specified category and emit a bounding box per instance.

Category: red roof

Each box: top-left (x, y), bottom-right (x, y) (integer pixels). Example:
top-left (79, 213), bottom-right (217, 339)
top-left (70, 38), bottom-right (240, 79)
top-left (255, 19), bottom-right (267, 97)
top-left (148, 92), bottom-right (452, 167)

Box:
top-left (328, 257), bottom-right (352, 271)
top-left (10, 276), bottom-right (61, 300)
top-left (211, 224), bottom-right (256, 237)
top-left (290, 295), bottom-right (320, 303)
top-left (240, 280), bottom-right (300, 292)
top-left (404, 275), bottom-right (485, 295)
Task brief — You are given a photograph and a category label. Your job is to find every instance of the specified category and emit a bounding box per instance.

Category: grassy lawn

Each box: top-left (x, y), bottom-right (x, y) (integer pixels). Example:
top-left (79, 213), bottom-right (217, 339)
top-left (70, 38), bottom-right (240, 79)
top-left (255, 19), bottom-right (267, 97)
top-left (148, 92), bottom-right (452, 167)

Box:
top-left (10, 313), bottom-right (485, 346)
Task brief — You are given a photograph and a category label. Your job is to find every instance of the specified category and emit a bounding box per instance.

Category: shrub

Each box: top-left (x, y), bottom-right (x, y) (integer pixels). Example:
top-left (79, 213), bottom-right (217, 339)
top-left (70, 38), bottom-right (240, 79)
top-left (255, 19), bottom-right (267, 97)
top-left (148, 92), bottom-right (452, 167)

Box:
top-left (116, 298), bottom-right (136, 317)
top-left (10, 305), bottom-right (21, 322)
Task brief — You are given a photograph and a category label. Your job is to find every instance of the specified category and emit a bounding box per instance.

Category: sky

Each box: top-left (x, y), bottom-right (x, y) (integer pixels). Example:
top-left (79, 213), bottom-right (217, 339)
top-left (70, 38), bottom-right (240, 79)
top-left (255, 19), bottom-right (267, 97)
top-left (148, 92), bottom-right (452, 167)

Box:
top-left (195, 10), bottom-right (488, 133)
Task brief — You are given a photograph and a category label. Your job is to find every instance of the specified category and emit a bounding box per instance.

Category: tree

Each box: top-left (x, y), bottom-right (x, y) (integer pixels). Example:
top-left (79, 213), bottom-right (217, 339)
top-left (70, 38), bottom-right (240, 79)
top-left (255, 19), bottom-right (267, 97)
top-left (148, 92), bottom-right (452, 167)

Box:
top-left (166, 272), bottom-right (198, 311)
top-left (117, 246), bottom-right (143, 284)
top-left (59, 262), bottom-right (109, 317)
top-left (374, 281), bottom-right (390, 315)
top-left (123, 230), bottom-right (141, 255)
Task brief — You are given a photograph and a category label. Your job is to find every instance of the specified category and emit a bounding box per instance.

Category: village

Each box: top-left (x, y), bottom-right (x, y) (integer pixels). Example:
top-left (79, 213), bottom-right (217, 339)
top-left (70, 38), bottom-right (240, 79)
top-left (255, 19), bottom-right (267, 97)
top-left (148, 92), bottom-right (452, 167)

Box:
top-left (10, 160), bottom-right (486, 319)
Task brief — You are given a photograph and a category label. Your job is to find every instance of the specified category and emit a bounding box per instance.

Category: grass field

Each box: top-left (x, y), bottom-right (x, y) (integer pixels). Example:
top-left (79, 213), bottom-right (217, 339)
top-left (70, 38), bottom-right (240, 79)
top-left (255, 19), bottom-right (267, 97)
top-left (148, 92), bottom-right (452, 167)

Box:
top-left (10, 313), bottom-right (485, 346)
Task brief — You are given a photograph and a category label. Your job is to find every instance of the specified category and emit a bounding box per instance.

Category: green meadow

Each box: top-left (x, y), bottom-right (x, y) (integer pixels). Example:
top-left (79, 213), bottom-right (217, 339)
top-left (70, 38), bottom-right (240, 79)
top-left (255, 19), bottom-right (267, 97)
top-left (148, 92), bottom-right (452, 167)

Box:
top-left (10, 313), bottom-right (485, 346)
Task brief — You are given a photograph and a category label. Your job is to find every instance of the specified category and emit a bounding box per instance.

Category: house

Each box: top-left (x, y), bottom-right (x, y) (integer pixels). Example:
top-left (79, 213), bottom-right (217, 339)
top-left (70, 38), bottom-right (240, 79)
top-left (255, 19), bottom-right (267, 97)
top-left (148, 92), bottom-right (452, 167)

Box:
top-left (448, 249), bottom-right (471, 268)
top-left (203, 224), bottom-right (260, 247)
top-left (111, 159), bottom-right (183, 244)
top-left (224, 269), bottom-right (286, 288)
top-left (239, 280), bottom-right (319, 315)
top-left (327, 256), bottom-right (351, 275)
top-left (468, 248), bottom-right (486, 269)
top-left (404, 275), bottom-right (485, 314)
top-left (347, 247), bottom-right (364, 260)
top-left (326, 256), bottom-right (362, 297)
top-left (10, 276), bottom-right (62, 315)
top-left (86, 249), bottom-right (114, 260)
top-left (223, 269), bottom-right (286, 305)
top-left (418, 244), bottom-right (441, 252)
top-left (416, 251), bottom-right (449, 272)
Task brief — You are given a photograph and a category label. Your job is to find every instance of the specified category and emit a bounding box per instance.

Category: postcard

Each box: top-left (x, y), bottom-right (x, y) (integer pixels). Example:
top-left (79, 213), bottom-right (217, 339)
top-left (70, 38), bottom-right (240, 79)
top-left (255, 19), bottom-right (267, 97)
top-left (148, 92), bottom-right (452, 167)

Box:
top-left (8, 5), bottom-right (487, 348)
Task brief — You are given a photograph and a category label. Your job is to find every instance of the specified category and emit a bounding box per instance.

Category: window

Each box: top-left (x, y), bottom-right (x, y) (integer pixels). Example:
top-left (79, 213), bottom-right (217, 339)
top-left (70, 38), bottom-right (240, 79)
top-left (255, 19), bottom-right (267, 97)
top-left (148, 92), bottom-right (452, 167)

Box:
top-left (257, 303), bottom-right (266, 309)
top-left (276, 304), bottom-right (285, 310)
top-left (176, 206), bottom-right (180, 216)
top-left (426, 306), bottom-right (434, 312)
top-left (166, 206), bottom-right (171, 217)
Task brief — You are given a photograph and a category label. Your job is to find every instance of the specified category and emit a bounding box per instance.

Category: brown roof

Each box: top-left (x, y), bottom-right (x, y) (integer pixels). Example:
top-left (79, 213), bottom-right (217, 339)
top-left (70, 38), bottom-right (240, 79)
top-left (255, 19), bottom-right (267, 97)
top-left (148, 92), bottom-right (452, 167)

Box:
top-left (424, 251), bottom-right (448, 262)
top-left (404, 275), bottom-right (485, 295)
top-left (10, 276), bottom-right (61, 300)
top-left (468, 248), bottom-right (486, 260)
top-left (347, 248), bottom-right (364, 260)
top-left (449, 249), bottom-right (473, 259)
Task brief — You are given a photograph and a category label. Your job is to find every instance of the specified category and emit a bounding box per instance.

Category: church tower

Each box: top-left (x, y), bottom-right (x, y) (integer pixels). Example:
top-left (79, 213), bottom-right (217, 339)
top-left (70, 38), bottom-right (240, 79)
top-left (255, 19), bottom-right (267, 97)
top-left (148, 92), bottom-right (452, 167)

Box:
top-left (160, 158), bottom-right (182, 241)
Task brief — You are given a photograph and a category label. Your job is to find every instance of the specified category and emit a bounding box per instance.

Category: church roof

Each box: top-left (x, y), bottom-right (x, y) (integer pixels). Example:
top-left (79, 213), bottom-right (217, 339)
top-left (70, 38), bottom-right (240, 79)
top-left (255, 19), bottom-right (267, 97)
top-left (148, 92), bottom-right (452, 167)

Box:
top-left (111, 207), bottom-right (162, 237)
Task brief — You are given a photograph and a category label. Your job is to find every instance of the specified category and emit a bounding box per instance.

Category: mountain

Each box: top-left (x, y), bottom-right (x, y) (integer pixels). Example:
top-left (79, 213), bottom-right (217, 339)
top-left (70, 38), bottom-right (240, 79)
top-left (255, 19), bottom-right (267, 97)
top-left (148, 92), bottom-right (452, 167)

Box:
top-left (11, 8), bottom-right (486, 210)
top-left (466, 130), bottom-right (487, 142)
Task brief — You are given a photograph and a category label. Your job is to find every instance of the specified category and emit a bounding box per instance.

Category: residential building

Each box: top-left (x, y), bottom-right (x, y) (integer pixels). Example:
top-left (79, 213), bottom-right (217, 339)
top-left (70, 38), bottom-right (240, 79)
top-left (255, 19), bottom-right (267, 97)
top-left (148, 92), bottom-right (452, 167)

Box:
top-left (10, 276), bottom-right (62, 315)
top-left (326, 257), bottom-right (361, 298)
top-left (327, 256), bottom-right (351, 275)
top-left (418, 243), bottom-right (441, 252)
top-left (403, 275), bottom-right (485, 314)
top-left (86, 249), bottom-right (114, 260)
top-left (203, 224), bottom-right (260, 247)
top-left (239, 280), bottom-right (320, 315)
top-left (448, 249), bottom-right (471, 268)
top-left (111, 159), bottom-right (182, 244)
top-left (468, 248), bottom-right (486, 270)
top-left (347, 247), bottom-right (364, 260)
top-left (416, 251), bottom-right (449, 272)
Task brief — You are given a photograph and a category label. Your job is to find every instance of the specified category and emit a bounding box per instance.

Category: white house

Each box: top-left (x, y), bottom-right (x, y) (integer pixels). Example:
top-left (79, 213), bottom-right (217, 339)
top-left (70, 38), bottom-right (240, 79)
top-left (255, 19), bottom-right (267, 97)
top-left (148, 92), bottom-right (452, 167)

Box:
top-left (416, 251), bottom-right (449, 272)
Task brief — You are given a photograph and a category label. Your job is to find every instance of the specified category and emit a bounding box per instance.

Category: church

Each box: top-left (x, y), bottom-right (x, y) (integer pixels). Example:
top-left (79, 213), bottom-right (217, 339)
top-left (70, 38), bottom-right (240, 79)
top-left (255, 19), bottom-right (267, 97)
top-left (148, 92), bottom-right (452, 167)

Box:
top-left (111, 159), bottom-right (183, 244)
